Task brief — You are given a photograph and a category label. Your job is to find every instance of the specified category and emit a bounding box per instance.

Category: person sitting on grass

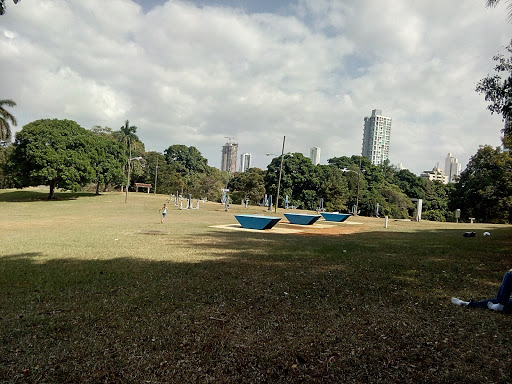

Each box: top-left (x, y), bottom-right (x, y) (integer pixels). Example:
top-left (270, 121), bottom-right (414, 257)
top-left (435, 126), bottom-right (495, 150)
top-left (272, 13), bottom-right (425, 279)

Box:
top-left (451, 270), bottom-right (512, 313)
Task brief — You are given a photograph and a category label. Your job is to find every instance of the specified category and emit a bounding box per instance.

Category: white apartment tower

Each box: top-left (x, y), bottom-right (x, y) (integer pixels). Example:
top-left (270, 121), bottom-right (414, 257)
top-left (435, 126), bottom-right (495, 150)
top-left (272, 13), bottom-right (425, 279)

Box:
top-left (362, 109), bottom-right (392, 165)
top-left (444, 153), bottom-right (461, 183)
top-left (420, 166), bottom-right (448, 184)
top-left (310, 147), bottom-right (321, 165)
top-left (221, 142), bottom-right (238, 173)
top-left (239, 153), bottom-right (252, 172)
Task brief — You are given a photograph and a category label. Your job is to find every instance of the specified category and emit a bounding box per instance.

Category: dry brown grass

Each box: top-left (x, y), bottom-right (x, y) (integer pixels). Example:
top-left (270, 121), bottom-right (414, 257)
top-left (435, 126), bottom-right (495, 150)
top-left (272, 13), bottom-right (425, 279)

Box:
top-left (1, 188), bottom-right (512, 383)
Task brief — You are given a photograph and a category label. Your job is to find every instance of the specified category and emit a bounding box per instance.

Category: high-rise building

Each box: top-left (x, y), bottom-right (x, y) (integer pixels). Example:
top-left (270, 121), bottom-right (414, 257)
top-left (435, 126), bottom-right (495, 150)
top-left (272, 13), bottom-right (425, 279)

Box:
top-left (444, 153), bottom-right (461, 183)
top-left (362, 109), bottom-right (392, 165)
top-left (239, 153), bottom-right (252, 172)
top-left (310, 147), bottom-right (321, 165)
top-left (420, 166), bottom-right (448, 184)
top-left (221, 142), bottom-right (238, 173)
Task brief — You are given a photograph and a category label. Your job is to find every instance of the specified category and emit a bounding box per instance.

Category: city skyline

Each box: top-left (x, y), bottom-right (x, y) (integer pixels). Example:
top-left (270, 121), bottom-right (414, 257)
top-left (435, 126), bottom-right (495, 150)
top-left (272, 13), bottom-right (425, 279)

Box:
top-left (221, 142), bottom-right (238, 173)
top-left (444, 153), bottom-right (461, 183)
top-left (310, 147), bottom-right (321, 166)
top-left (2, 1), bottom-right (511, 174)
top-left (239, 153), bottom-right (252, 172)
top-left (362, 109), bottom-right (392, 166)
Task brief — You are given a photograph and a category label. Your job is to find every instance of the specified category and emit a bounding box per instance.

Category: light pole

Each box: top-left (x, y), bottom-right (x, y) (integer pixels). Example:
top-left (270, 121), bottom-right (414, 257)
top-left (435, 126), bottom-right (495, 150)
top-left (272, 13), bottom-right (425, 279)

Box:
top-left (154, 157), bottom-right (158, 195)
top-left (355, 156), bottom-right (362, 216)
top-left (275, 136), bottom-right (285, 213)
top-left (266, 136), bottom-right (287, 213)
top-left (341, 156), bottom-right (363, 216)
top-left (125, 144), bottom-right (143, 203)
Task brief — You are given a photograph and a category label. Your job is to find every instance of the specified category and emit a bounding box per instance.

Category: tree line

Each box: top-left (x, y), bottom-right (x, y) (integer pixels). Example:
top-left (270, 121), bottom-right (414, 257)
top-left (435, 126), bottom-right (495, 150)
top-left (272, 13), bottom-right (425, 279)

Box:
top-left (0, 116), bottom-right (510, 223)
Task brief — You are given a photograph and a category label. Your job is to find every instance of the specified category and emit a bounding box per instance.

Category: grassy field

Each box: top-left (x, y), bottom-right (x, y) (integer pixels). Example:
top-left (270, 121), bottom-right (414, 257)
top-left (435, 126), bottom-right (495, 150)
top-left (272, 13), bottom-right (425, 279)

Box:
top-left (1, 188), bottom-right (512, 383)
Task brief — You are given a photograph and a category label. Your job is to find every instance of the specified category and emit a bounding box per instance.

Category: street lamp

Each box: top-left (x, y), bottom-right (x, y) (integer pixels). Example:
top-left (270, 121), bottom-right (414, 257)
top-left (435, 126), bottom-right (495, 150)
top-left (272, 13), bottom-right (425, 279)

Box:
top-left (125, 151), bottom-right (143, 203)
top-left (266, 135), bottom-right (287, 213)
top-left (341, 156), bottom-right (363, 216)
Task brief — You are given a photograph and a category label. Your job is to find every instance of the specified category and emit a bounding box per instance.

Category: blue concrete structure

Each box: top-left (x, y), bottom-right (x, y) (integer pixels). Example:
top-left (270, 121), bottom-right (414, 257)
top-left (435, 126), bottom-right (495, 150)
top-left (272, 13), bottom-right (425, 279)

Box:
top-left (284, 213), bottom-right (321, 225)
top-left (235, 215), bottom-right (282, 230)
top-left (321, 212), bottom-right (352, 222)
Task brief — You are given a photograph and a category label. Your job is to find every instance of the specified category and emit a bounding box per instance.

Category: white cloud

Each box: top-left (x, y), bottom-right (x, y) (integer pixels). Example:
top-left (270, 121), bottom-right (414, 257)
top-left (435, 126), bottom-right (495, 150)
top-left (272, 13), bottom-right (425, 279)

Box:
top-left (1, 0), bottom-right (511, 173)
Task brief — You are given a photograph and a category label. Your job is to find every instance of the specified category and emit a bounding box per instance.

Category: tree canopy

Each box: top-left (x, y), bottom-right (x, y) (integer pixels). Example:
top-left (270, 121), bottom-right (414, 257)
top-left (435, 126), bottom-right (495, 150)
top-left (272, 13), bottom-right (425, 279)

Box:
top-left (450, 145), bottom-right (512, 223)
top-left (227, 168), bottom-right (266, 205)
top-left (7, 119), bottom-right (96, 199)
top-left (476, 40), bottom-right (512, 147)
top-left (164, 144), bottom-right (209, 176)
top-left (89, 132), bottom-right (125, 194)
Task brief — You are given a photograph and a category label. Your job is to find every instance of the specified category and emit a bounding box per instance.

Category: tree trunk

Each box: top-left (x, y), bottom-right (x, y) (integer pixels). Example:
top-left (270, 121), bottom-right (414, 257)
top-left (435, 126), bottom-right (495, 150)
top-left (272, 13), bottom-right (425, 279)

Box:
top-left (96, 181), bottom-right (100, 195)
top-left (49, 180), bottom-right (56, 200)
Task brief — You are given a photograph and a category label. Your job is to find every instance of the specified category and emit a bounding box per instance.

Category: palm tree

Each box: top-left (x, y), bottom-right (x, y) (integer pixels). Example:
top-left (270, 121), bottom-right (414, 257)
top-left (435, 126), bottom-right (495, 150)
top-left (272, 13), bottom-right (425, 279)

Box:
top-left (0, 99), bottom-right (17, 141)
top-left (120, 120), bottom-right (139, 143)
top-left (115, 120), bottom-right (139, 148)
top-left (114, 120), bottom-right (140, 193)
top-left (0, 0), bottom-right (21, 16)
top-left (486, 0), bottom-right (512, 21)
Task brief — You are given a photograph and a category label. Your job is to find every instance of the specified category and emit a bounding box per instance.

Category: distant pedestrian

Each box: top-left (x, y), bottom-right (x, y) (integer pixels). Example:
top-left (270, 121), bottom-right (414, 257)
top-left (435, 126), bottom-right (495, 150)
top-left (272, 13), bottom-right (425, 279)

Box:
top-left (159, 204), bottom-right (167, 224)
top-left (451, 270), bottom-right (512, 313)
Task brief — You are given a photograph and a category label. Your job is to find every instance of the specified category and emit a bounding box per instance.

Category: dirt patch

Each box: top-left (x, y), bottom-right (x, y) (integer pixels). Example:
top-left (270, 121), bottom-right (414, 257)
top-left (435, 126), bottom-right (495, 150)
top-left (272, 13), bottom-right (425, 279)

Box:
top-left (295, 223), bottom-right (370, 236)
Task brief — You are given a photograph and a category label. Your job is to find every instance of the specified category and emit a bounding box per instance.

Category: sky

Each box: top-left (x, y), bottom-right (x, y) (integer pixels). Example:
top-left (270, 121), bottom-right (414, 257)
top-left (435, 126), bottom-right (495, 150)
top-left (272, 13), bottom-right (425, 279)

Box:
top-left (1, 0), bottom-right (512, 174)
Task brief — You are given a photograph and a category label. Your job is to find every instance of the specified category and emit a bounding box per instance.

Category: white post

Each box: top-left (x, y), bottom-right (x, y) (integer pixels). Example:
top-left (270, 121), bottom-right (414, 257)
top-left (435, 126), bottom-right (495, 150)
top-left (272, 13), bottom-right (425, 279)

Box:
top-left (385, 216), bottom-right (389, 228)
top-left (415, 199), bottom-right (423, 222)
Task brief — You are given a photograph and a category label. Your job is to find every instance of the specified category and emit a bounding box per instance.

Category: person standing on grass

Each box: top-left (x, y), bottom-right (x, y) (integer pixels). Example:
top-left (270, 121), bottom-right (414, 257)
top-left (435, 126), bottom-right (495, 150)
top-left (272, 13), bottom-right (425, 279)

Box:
top-left (451, 270), bottom-right (512, 313)
top-left (159, 203), bottom-right (168, 224)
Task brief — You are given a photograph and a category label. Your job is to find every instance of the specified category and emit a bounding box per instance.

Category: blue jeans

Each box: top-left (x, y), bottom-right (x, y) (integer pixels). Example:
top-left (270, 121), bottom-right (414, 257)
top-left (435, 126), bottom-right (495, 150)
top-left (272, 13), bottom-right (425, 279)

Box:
top-left (468, 271), bottom-right (512, 313)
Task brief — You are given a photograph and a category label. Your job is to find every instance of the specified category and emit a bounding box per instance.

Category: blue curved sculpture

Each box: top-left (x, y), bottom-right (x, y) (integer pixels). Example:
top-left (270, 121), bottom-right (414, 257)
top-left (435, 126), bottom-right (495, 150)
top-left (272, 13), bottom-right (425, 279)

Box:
top-left (321, 212), bottom-right (352, 222)
top-left (235, 215), bottom-right (282, 230)
top-left (284, 213), bottom-right (321, 225)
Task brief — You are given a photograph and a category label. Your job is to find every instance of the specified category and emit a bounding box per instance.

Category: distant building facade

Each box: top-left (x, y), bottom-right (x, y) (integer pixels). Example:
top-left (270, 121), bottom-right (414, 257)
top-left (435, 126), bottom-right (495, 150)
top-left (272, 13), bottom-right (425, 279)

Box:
top-left (221, 142), bottom-right (238, 173)
top-left (444, 153), bottom-right (461, 183)
top-left (239, 153), bottom-right (252, 172)
top-left (362, 109), bottom-right (392, 165)
top-left (420, 166), bottom-right (448, 184)
top-left (310, 147), bottom-right (321, 165)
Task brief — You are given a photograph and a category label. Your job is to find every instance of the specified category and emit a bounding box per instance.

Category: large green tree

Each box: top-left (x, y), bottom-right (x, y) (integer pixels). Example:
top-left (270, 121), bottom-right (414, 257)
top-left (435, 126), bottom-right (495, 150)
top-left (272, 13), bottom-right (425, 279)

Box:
top-left (450, 145), bottom-right (512, 223)
top-left (265, 153), bottom-right (320, 210)
top-left (163, 144), bottom-right (213, 195)
top-left (7, 119), bottom-right (95, 199)
top-left (89, 134), bottom-right (125, 194)
top-left (0, 144), bottom-right (14, 188)
top-left (476, 40), bottom-right (512, 147)
top-left (227, 168), bottom-right (266, 205)
top-left (188, 167), bottom-right (227, 201)
top-left (317, 165), bottom-right (349, 212)
top-left (164, 144), bottom-right (209, 176)
top-left (0, 99), bottom-right (17, 142)
top-left (135, 151), bottom-right (184, 196)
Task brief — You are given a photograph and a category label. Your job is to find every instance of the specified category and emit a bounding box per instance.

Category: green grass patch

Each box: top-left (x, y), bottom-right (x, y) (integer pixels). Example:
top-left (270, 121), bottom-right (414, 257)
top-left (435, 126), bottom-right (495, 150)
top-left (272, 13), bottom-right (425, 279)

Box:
top-left (1, 188), bottom-right (512, 383)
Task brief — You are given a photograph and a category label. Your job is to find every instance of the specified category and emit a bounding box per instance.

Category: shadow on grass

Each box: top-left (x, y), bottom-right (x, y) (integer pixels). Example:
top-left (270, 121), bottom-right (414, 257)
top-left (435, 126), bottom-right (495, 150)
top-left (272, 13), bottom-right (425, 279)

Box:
top-left (2, 227), bottom-right (512, 383)
top-left (0, 189), bottom-right (101, 202)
